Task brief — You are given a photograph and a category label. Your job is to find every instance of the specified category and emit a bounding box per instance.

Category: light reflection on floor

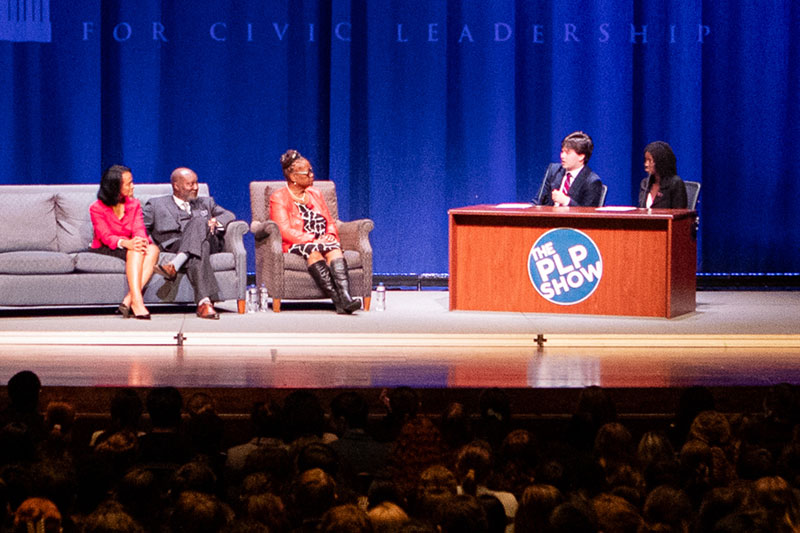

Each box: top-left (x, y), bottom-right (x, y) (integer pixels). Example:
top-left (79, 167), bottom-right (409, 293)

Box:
top-left (2, 344), bottom-right (799, 390)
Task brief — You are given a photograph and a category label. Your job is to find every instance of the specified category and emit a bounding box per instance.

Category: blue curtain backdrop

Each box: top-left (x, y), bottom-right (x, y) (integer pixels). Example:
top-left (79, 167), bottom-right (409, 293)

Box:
top-left (2, 0), bottom-right (797, 275)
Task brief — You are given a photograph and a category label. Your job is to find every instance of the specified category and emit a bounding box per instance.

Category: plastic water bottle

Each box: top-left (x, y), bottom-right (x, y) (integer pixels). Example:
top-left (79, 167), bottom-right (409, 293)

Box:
top-left (246, 286), bottom-right (258, 313)
top-left (258, 283), bottom-right (269, 312)
top-left (374, 282), bottom-right (386, 311)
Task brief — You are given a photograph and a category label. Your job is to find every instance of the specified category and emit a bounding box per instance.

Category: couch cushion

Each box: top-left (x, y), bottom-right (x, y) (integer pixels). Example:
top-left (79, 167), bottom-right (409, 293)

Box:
top-left (55, 192), bottom-right (96, 253)
top-left (0, 251), bottom-right (75, 274)
top-left (283, 250), bottom-right (362, 271)
top-left (0, 192), bottom-right (58, 252)
top-left (73, 251), bottom-right (126, 273)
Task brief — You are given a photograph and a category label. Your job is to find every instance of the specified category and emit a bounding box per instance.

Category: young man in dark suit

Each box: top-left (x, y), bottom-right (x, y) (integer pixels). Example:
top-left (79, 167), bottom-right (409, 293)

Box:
top-left (142, 167), bottom-right (235, 319)
top-left (538, 131), bottom-right (604, 207)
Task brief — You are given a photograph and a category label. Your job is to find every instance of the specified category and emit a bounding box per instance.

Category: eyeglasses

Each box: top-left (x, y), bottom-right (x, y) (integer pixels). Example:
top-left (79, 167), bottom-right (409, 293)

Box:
top-left (293, 169), bottom-right (313, 176)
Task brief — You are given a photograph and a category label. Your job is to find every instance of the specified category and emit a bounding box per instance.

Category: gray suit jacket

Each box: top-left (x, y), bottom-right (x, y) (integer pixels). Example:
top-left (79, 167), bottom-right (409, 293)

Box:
top-left (142, 195), bottom-right (235, 250)
top-left (538, 163), bottom-right (604, 207)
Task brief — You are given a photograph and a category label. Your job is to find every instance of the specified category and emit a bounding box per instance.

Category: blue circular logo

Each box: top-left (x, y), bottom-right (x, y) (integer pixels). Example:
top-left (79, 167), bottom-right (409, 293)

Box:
top-left (527, 228), bottom-right (603, 305)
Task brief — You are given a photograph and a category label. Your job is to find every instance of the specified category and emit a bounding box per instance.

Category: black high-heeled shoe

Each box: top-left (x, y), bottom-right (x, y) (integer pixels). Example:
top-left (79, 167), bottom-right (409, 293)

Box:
top-left (133, 313), bottom-right (151, 320)
top-left (117, 303), bottom-right (131, 319)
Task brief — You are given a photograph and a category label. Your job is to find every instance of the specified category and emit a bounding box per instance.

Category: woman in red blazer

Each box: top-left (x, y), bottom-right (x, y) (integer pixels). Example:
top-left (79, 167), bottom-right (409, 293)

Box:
top-left (89, 165), bottom-right (160, 319)
top-left (269, 150), bottom-right (361, 314)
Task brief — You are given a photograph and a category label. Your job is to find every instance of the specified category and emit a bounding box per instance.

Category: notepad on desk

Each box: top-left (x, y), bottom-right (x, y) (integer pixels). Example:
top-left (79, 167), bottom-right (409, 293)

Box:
top-left (495, 203), bottom-right (534, 208)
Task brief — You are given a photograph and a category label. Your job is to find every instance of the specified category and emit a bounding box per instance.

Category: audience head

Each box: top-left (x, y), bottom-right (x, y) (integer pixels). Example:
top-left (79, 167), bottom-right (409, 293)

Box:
top-left (367, 501), bottom-right (409, 533)
top-left (368, 478), bottom-right (406, 511)
top-left (243, 492), bottom-right (289, 533)
top-left (187, 410), bottom-right (225, 457)
top-left (7, 370), bottom-right (41, 413)
top-left (549, 498), bottom-right (597, 533)
top-left (249, 400), bottom-right (282, 439)
top-left (696, 485), bottom-right (754, 533)
top-left (0, 421), bottom-right (36, 464)
top-left (97, 165), bottom-right (132, 206)
top-left (319, 504), bottom-right (374, 533)
top-left (594, 422), bottom-right (634, 468)
top-left (515, 484), bottom-right (564, 533)
top-left (330, 391), bottom-right (370, 433)
top-left (440, 402), bottom-right (472, 451)
top-left (117, 467), bottom-right (159, 526)
top-left (13, 497), bottom-right (61, 533)
top-left (561, 131), bottom-right (594, 163)
top-left (290, 468), bottom-right (337, 522)
top-left (187, 392), bottom-right (217, 418)
top-left (171, 460), bottom-right (218, 496)
top-left (753, 475), bottom-right (800, 530)
top-left (93, 430), bottom-right (139, 476)
top-left (282, 390), bottom-right (326, 442)
top-left (478, 494), bottom-right (507, 533)
top-left (642, 485), bottom-right (692, 531)
top-left (455, 440), bottom-right (493, 496)
top-left (643, 141), bottom-right (677, 179)
top-left (108, 388), bottom-right (143, 432)
top-left (384, 387), bottom-right (420, 422)
top-left (591, 493), bottom-right (643, 533)
top-left (637, 431), bottom-right (676, 470)
top-left (242, 444), bottom-right (292, 492)
top-left (169, 490), bottom-right (232, 533)
top-left (388, 417), bottom-right (447, 483)
top-left (296, 442), bottom-right (339, 477)
top-left (414, 465), bottom-right (457, 517)
top-left (689, 411), bottom-right (732, 449)
top-left (435, 494), bottom-right (488, 533)
top-left (146, 387), bottom-right (183, 429)
top-left (82, 500), bottom-right (145, 533)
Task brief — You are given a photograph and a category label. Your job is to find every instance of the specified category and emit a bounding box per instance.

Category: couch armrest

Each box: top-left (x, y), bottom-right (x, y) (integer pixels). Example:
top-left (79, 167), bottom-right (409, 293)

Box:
top-left (222, 220), bottom-right (249, 301)
top-left (251, 219), bottom-right (285, 297)
top-left (223, 220), bottom-right (249, 254)
top-left (337, 218), bottom-right (374, 254)
top-left (337, 218), bottom-right (374, 298)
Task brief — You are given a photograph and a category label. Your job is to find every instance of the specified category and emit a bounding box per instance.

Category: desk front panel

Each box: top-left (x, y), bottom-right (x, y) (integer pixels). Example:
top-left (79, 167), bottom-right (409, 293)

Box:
top-left (449, 210), bottom-right (693, 317)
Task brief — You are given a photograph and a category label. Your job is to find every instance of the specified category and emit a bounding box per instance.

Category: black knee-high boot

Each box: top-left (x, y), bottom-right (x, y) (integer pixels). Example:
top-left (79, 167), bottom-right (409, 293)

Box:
top-left (329, 257), bottom-right (361, 314)
top-left (308, 260), bottom-right (347, 314)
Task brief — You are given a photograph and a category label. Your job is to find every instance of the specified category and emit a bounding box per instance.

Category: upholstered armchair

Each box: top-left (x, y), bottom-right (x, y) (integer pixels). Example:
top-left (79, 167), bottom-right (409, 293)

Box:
top-left (249, 181), bottom-right (374, 312)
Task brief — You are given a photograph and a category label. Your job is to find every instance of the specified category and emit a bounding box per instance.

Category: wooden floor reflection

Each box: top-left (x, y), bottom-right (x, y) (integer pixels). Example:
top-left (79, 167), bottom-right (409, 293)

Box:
top-left (2, 344), bottom-right (799, 390)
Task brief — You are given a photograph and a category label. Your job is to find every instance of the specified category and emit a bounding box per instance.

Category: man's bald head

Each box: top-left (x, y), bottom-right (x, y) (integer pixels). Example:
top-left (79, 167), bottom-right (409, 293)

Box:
top-left (171, 167), bottom-right (199, 201)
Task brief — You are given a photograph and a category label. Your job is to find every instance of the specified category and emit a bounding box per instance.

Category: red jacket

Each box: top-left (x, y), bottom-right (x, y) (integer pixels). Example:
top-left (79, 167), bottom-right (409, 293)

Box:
top-left (269, 186), bottom-right (339, 253)
top-left (89, 197), bottom-right (150, 249)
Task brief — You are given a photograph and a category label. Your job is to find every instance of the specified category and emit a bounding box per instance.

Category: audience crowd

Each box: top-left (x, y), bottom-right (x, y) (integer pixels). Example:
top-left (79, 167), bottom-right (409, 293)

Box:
top-left (1, 369), bottom-right (800, 532)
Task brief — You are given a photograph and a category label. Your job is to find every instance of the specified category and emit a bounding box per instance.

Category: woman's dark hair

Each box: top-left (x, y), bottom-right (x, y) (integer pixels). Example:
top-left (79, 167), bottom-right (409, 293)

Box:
top-left (644, 141), bottom-right (677, 180)
top-left (279, 150), bottom-right (304, 179)
top-left (98, 164), bottom-right (131, 207)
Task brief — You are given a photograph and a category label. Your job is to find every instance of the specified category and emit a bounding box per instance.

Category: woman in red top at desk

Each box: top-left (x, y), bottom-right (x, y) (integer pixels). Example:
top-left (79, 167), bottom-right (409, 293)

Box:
top-left (269, 149), bottom-right (361, 314)
top-left (89, 165), bottom-right (160, 319)
top-left (638, 141), bottom-right (688, 209)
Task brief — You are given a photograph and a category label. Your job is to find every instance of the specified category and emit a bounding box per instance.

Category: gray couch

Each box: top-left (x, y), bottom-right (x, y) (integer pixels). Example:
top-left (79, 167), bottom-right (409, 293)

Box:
top-left (0, 183), bottom-right (248, 311)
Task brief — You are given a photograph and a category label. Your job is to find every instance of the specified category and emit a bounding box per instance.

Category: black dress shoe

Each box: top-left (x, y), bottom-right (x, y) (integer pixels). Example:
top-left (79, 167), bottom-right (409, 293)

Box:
top-left (154, 263), bottom-right (178, 281)
top-left (117, 303), bottom-right (131, 319)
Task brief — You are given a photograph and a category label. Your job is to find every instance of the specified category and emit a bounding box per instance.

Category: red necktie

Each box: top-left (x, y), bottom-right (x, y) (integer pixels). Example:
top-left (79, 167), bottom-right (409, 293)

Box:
top-left (564, 172), bottom-right (572, 194)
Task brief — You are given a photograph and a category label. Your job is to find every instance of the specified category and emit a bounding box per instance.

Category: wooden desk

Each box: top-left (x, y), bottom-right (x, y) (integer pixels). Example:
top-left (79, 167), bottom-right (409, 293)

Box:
top-left (448, 205), bottom-right (696, 317)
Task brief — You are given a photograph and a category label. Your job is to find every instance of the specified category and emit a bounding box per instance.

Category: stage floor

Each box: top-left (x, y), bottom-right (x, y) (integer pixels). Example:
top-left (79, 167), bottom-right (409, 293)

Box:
top-left (0, 291), bottom-right (798, 390)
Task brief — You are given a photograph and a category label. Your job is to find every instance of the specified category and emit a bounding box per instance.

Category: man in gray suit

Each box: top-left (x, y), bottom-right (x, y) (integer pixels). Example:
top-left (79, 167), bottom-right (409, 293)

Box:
top-left (143, 167), bottom-right (235, 319)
